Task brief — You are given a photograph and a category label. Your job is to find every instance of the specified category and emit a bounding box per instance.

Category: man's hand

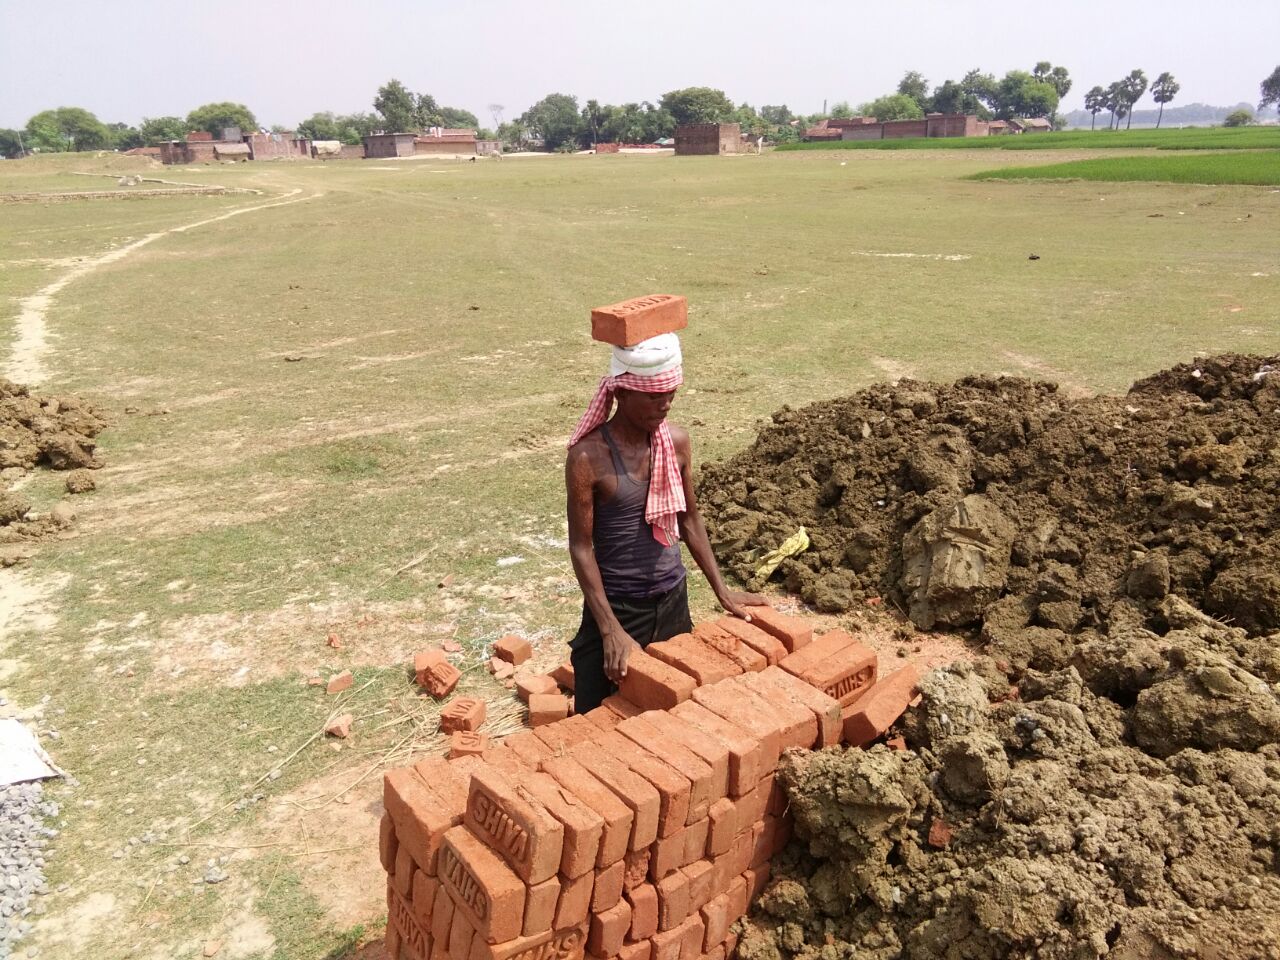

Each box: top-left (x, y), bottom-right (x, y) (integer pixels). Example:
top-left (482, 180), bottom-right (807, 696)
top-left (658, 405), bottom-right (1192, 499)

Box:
top-left (603, 628), bottom-right (642, 684)
top-left (719, 590), bottom-right (769, 622)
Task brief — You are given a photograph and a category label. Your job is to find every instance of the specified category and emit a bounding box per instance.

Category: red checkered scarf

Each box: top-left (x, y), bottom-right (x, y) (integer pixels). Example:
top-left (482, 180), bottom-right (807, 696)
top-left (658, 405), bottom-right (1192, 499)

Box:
top-left (568, 367), bottom-right (686, 546)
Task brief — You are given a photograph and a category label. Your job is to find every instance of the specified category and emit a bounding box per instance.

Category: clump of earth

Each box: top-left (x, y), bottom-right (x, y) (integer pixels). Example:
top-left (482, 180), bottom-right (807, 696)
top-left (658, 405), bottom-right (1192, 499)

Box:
top-left (0, 379), bottom-right (108, 561)
top-left (699, 354), bottom-right (1280, 656)
top-left (700, 356), bottom-right (1280, 957)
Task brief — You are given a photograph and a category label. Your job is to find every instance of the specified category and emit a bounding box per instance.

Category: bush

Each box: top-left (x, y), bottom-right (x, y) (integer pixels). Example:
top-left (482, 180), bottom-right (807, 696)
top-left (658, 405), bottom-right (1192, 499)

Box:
top-left (1223, 109), bottom-right (1254, 127)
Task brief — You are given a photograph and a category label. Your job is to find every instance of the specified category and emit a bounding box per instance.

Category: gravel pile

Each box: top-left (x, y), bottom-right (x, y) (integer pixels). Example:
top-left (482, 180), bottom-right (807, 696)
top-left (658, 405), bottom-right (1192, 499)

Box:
top-left (0, 783), bottom-right (57, 959)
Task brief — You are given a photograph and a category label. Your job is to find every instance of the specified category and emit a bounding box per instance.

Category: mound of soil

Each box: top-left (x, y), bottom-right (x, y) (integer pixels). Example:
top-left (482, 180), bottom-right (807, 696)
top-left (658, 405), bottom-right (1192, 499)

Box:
top-left (699, 355), bottom-right (1280, 659)
top-left (0, 379), bottom-right (108, 560)
top-left (740, 627), bottom-right (1280, 958)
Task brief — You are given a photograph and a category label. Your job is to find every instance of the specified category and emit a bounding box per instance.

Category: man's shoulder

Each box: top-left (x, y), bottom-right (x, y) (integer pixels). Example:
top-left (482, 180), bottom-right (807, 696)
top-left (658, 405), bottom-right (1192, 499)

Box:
top-left (567, 430), bottom-right (609, 471)
top-left (667, 422), bottom-right (691, 448)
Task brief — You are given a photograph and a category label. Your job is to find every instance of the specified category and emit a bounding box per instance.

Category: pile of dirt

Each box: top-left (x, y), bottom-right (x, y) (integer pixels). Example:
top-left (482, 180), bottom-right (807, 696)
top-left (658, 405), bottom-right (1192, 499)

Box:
top-left (0, 379), bottom-right (108, 559)
top-left (699, 354), bottom-right (1280, 662)
top-left (739, 626), bottom-right (1280, 958)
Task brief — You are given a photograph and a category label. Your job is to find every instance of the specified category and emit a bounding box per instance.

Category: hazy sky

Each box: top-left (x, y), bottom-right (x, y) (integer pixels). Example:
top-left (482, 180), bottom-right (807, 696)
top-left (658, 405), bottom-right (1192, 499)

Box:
top-left (2, 0), bottom-right (1277, 128)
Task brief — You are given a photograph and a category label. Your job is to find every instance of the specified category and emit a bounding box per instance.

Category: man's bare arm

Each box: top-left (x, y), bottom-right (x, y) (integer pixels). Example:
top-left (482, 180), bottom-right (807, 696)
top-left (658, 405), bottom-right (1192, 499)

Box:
top-left (671, 426), bottom-right (767, 619)
top-left (566, 443), bottom-right (640, 681)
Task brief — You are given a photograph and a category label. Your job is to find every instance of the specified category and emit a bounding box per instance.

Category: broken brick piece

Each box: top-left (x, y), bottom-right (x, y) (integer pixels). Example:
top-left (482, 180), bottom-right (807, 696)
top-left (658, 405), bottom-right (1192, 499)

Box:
top-left (464, 764), bottom-right (565, 885)
top-left (326, 670), bottom-right (353, 694)
top-left (415, 650), bottom-right (446, 680)
top-left (419, 659), bottom-right (462, 699)
top-left (746, 607), bottom-right (812, 653)
top-left (528, 693), bottom-right (571, 727)
top-left (326, 713), bottom-right (353, 739)
top-left (449, 731), bottom-right (489, 760)
top-left (489, 656), bottom-right (515, 680)
top-left (515, 674), bottom-right (559, 703)
top-left (842, 664), bottom-right (921, 747)
top-left (440, 697), bottom-right (487, 734)
top-left (590, 294), bottom-right (688, 348)
top-left (617, 650), bottom-right (696, 711)
top-left (494, 634), bottom-right (533, 665)
top-left (550, 662), bottom-right (575, 691)
top-left (928, 817), bottom-right (954, 848)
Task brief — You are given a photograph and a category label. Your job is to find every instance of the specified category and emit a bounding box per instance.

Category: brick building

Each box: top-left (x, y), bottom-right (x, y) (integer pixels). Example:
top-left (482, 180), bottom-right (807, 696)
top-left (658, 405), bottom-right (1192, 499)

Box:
top-left (364, 133), bottom-right (418, 158)
top-left (245, 132), bottom-right (311, 160)
top-left (674, 123), bottom-right (741, 156)
top-left (807, 113), bottom-right (991, 142)
top-left (414, 129), bottom-right (478, 155)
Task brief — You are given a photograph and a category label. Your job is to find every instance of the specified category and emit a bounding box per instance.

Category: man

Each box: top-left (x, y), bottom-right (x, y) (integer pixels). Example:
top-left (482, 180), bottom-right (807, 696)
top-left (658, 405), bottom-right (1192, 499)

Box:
top-left (566, 332), bottom-right (764, 712)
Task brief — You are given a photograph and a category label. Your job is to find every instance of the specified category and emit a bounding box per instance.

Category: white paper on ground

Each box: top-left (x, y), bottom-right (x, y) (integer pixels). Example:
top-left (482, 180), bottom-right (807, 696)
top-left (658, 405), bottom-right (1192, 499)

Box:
top-left (0, 718), bottom-right (61, 785)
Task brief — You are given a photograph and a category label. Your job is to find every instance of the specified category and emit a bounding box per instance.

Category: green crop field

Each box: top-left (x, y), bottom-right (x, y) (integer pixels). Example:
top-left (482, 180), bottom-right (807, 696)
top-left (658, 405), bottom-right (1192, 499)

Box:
top-left (777, 125), bottom-right (1280, 151)
top-left (1, 146), bottom-right (1278, 959)
top-left (970, 150), bottom-right (1280, 185)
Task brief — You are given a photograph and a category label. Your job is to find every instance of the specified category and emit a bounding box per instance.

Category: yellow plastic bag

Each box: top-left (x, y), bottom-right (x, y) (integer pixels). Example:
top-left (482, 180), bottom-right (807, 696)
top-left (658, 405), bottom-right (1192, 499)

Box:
top-left (753, 526), bottom-right (809, 583)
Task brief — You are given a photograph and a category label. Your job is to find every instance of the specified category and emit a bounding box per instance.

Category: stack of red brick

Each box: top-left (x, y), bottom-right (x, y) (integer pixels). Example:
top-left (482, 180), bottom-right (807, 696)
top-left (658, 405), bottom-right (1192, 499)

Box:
top-left (381, 608), bottom-right (918, 960)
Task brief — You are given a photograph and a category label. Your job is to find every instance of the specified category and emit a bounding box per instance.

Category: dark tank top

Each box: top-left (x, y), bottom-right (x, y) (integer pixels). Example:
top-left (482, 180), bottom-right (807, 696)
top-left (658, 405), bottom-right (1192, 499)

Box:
top-left (594, 424), bottom-right (686, 599)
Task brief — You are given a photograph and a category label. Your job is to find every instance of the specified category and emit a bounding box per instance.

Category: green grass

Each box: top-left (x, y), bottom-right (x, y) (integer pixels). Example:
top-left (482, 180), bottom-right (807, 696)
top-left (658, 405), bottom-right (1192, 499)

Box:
top-left (2, 147), bottom-right (1278, 959)
top-left (776, 125), bottom-right (1280, 151)
top-left (970, 151), bottom-right (1280, 185)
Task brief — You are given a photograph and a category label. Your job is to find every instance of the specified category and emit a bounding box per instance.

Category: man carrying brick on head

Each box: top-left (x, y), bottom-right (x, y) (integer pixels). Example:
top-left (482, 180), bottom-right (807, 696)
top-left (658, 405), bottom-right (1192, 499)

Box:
top-left (567, 316), bottom-right (765, 712)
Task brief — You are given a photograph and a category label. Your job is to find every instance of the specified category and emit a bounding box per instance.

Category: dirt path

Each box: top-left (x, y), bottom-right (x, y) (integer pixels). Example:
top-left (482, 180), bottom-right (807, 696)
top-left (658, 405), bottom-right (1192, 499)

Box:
top-left (5, 188), bottom-right (320, 385)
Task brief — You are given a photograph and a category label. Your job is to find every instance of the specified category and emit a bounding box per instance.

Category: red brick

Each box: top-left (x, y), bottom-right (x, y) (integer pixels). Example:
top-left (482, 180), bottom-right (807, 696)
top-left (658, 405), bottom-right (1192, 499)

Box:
top-left (541, 755), bottom-right (633, 866)
top-left (529, 693), bottom-right (571, 727)
top-left (618, 941), bottom-right (651, 960)
top-left (469, 925), bottom-right (589, 960)
top-left (503, 731), bottom-right (553, 767)
top-left (727, 831), bottom-right (753, 882)
top-left (754, 666), bottom-right (843, 747)
top-left (393, 843), bottom-right (417, 898)
top-left (691, 623), bottom-right (767, 674)
top-left (787, 637), bottom-right (877, 708)
top-left (749, 820), bottom-right (770, 869)
top-left (669, 701), bottom-right (764, 797)
top-left (713, 618), bottom-right (787, 666)
top-left (494, 634), bottom-right (533, 665)
top-left (617, 716), bottom-right (714, 823)
top-left (412, 871), bottom-right (439, 930)
top-left (412, 648), bottom-right (448, 686)
top-left (745, 607), bottom-right (812, 654)
top-left (638, 711), bottom-right (729, 803)
top-left (450, 910), bottom-right (477, 960)
top-left (431, 886), bottom-right (455, 949)
top-left (389, 882), bottom-right (433, 960)
top-left (566, 742), bottom-right (661, 851)
top-left (387, 913), bottom-right (406, 960)
top-left (602, 694), bottom-right (642, 719)
top-left (592, 857), bottom-right (625, 913)
top-left (523, 875), bottom-right (560, 936)
top-left (683, 859), bottom-right (714, 913)
top-left (441, 697), bottom-right (487, 734)
top-left (618, 650), bottom-right (697, 711)
top-left (766, 777), bottom-right (787, 817)
top-left (413, 757), bottom-right (481, 819)
top-left (516, 675), bottom-right (559, 703)
top-left (646, 635), bottom-right (740, 687)
top-left (775, 629), bottom-right (856, 683)
top-left (743, 863), bottom-right (771, 903)
top-left (554, 871), bottom-right (594, 930)
top-left (725, 875), bottom-right (748, 928)
top-left (624, 847), bottom-right (652, 891)
top-left (704, 946), bottom-right (724, 960)
top-left (464, 765), bottom-right (564, 885)
top-left (595, 730), bottom-right (691, 839)
top-left (327, 669), bottom-right (354, 694)
top-left (484, 746), bottom-right (532, 778)
top-left (842, 664), bottom-right (921, 747)
top-left (550, 662), bottom-right (575, 692)
top-left (626, 882), bottom-right (659, 941)
top-left (887, 735), bottom-right (908, 751)
top-left (449, 731), bottom-right (491, 760)
top-left (656, 868), bottom-right (691, 931)
top-left (682, 819), bottom-right (709, 867)
top-left (651, 825), bottom-right (687, 881)
top-left (384, 767), bottom-right (456, 876)
top-left (439, 825), bottom-right (526, 943)
top-left (381, 813), bottom-right (400, 872)
top-left (588, 896), bottom-right (632, 956)
top-left (590, 294), bottom-right (688, 348)
top-left (689, 684), bottom-right (782, 777)
top-left (731, 673), bottom-right (818, 751)
top-left (514, 771), bottom-right (603, 879)
top-left (422, 662), bottom-right (463, 699)
top-left (738, 773), bottom-right (772, 828)
top-left (533, 715), bottom-right (596, 752)
top-left (650, 922), bottom-right (686, 960)
top-left (699, 893), bottom-right (731, 952)
top-left (583, 706), bottom-right (622, 732)
top-left (677, 913), bottom-right (705, 960)
top-left (721, 932), bottom-right (738, 960)
top-left (706, 798), bottom-right (736, 858)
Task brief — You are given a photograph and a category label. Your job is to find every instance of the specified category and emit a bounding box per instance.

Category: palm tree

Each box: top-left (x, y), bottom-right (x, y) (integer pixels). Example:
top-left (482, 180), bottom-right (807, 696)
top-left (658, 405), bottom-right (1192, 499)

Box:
top-left (1123, 69), bottom-right (1148, 130)
top-left (1151, 73), bottom-right (1180, 128)
top-left (1105, 81), bottom-right (1125, 129)
top-left (1084, 86), bottom-right (1106, 130)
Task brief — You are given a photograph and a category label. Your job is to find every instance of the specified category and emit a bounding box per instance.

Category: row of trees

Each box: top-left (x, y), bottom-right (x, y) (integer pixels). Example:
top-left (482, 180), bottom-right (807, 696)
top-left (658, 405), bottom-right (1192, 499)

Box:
top-left (835, 63), bottom-right (1073, 126)
top-left (1081, 71), bottom-right (1179, 130)
top-left (0, 102), bottom-right (260, 158)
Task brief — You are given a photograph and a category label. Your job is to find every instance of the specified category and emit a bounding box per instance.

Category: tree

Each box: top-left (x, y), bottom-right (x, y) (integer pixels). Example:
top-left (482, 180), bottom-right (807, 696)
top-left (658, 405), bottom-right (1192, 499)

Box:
top-left (929, 79), bottom-right (988, 117)
top-left (987, 71), bottom-right (1059, 120)
top-left (519, 93), bottom-right (582, 150)
top-left (658, 87), bottom-right (733, 126)
top-left (897, 71), bottom-right (930, 111)
top-left (961, 69), bottom-right (999, 113)
top-left (140, 116), bottom-right (189, 144)
top-left (827, 100), bottom-right (854, 117)
top-left (1083, 86), bottom-right (1107, 130)
top-left (1224, 109), bottom-right (1254, 127)
top-left (1151, 72), bottom-right (1180, 128)
top-left (373, 79), bottom-right (417, 131)
top-left (1121, 70), bottom-right (1148, 129)
top-left (1033, 61), bottom-right (1072, 98)
top-left (857, 93), bottom-right (924, 121)
top-left (0, 129), bottom-right (26, 159)
top-left (186, 102), bottom-right (256, 138)
top-left (24, 107), bottom-right (111, 152)
top-left (760, 105), bottom-right (793, 125)
top-left (600, 102), bottom-right (673, 143)
top-left (1260, 66), bottom-right (1280, 112)
top-left (496, 119), bottom-right (528, 150)
top-left (582, 99), bottom-right (607, 144)
top-left (414, 92), bottom-right (442, 128)
top-left (107, 122), bottom-right (143, 150)
top-left (439, 106), bottom-right (479, 130)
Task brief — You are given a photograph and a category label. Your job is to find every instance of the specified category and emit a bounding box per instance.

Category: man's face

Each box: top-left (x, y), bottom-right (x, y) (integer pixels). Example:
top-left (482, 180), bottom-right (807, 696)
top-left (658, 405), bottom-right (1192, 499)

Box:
top-left (617, 388), bottom-right (677, 432)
